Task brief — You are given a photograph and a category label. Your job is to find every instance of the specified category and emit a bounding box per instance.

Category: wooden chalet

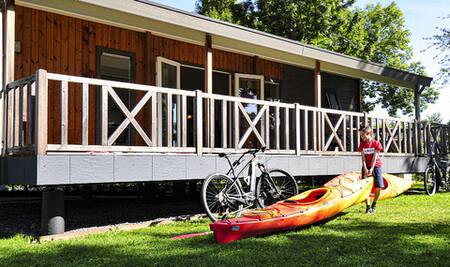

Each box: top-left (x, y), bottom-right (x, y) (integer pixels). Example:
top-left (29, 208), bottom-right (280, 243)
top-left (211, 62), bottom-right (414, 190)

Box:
top-left (2, 0), bottom-right (450, 235)
top-left (1, 0), bottom-right (448, 187)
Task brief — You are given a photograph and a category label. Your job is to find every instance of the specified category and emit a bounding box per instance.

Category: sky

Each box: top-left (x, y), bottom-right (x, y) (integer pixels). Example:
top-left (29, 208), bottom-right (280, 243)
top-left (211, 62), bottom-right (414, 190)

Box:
top-left (150, 0), bottom-right (449, 122)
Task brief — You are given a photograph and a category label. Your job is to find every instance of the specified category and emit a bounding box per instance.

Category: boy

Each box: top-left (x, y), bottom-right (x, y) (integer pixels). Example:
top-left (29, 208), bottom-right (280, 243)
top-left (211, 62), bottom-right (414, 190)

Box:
top-left (358, 125), bottom-right (384, 214)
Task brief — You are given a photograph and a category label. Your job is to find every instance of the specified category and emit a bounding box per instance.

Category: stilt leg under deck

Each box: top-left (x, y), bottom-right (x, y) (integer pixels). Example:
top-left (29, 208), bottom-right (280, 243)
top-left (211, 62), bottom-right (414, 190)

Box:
top-left (41, 188), bottom-right (65, 235)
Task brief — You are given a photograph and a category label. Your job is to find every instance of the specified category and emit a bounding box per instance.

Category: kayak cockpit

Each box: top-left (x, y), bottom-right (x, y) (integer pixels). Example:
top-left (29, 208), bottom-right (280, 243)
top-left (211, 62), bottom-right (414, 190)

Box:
top-left (283, 188), bottom-right (331, 205)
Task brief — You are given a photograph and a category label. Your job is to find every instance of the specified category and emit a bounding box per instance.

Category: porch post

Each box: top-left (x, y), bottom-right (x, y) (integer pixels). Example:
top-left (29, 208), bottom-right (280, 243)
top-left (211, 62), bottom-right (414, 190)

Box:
top-left (414, 83), bottom-right (422, 155)
top-left (357, 79), bottom-right (362, 112)
top-left (0, 2), bottom-right (3, 184)
top-left (1, 0), bottom-right (14, 156)
top-left (204, 34), bottom-right (213, 94)
top-left (314, 60), bottom-right (321, 108)
top-left (414, 83), bottom-right (421, 121)
top-left (204, 34), bottom-right (212, 148)
top-left (36, 69), bottom-right (48, 155)
top-left (314, 61), bottom-right (322, 150)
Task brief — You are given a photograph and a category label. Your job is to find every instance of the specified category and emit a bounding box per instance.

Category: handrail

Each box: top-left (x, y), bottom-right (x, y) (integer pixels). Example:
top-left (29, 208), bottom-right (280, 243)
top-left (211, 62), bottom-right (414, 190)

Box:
top-left (3, 69), bottom-right (449, 158)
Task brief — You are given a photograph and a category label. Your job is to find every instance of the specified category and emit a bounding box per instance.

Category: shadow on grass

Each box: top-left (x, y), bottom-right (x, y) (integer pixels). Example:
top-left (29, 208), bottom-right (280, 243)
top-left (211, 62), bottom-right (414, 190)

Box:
top-left (2, 215), bottom-right (448, 266)
top-left (0, 232), bottom-right (16, 239)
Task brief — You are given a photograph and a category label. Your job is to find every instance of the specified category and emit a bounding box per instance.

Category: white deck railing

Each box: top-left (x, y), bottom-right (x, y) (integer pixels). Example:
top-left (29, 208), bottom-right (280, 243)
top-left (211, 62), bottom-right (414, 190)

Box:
top-left (3, 69), bottom-right (449, 156)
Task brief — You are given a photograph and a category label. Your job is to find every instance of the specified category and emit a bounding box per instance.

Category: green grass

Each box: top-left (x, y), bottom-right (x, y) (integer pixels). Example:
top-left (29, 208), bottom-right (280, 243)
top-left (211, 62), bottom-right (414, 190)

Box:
top-left (1, 191), bottom-right (449, 267)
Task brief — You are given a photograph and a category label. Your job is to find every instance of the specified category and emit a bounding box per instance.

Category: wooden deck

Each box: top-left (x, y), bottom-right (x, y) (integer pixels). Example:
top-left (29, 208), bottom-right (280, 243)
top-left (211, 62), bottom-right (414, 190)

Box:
top-left (1, 69), bottom-right (448, 185)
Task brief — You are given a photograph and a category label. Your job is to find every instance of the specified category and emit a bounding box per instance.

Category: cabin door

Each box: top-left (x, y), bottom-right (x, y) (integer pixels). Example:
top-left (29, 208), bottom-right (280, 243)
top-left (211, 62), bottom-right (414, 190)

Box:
top-left (156, 57), bottom-right (181, 146)
top-left (234, 74), bottom-right (265, 149)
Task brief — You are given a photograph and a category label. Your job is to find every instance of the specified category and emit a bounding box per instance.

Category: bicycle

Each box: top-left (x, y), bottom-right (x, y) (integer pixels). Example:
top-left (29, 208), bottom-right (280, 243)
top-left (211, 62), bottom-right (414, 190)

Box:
top-left (424, 156), bottom-right (450, 196)
top-left (201, 147), bottom-right (299, 222)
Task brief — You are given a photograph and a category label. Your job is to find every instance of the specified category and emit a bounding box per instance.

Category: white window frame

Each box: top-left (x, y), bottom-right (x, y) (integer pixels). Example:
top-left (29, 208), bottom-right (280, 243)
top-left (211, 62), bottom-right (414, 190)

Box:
top-left (234, 73), bottom-right (265, 100)
top-left (156, 56), bottom-right (181, 89)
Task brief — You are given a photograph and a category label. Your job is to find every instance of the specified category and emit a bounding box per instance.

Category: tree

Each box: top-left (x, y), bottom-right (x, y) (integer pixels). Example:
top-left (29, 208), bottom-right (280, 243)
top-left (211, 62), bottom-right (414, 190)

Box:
top-left (425, 112), bottom-right (444, 124)
top-left (195, 0), bottom-right (439, 117)
top-left (423, 15), bottom-right (449, 87)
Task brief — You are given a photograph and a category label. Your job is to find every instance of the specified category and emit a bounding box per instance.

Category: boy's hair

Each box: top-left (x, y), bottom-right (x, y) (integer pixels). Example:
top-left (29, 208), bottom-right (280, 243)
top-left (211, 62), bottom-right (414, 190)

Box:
top-left (359, 125), bottom-right (372, 134)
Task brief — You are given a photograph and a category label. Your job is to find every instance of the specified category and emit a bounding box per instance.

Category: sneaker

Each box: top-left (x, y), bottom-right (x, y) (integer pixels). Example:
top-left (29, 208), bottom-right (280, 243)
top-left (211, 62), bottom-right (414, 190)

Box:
top-left (365, 206), bottom-right (372, 214)
top-left (371, 202), bottom-right (377, 213)
top-left (371, 207), bottom-right (376, 213)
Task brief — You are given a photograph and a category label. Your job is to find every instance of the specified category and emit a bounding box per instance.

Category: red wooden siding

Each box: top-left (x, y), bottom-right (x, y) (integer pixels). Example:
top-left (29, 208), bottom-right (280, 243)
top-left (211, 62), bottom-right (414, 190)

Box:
top-left (14, 6), bottom-right (283, 146)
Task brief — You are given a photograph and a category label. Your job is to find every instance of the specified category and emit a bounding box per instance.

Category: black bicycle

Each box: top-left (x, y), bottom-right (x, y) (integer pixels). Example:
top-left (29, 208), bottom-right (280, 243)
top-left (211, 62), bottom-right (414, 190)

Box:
top-left (201, 147), bottom-right (298, 221)
top-left (424, 156), bottom-right (450, 196)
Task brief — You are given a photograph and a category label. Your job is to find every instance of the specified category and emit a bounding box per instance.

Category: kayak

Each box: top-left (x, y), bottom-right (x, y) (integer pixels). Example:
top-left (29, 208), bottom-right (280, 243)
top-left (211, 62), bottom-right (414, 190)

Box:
top-left (209, 172), bottom-right (414, 243)
top-left (210, 171), bottom-right (372, 243)
top-left (366, 172), bottom-right (416, 201)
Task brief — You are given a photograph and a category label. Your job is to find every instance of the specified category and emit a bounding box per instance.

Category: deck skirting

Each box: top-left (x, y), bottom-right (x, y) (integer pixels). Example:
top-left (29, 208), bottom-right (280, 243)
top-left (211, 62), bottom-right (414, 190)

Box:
top-left (1, 154), bottom-right (429, 185)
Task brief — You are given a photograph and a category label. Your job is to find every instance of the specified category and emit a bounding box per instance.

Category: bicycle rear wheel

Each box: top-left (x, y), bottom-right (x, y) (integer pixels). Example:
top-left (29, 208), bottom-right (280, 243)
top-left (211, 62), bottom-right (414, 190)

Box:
top-left (201, 173), bottom-right (243, 222)
top-left (445, 165), bottom-right (450, 192)
top-left (256, 169), bottom-right (298, 208)
top-left (424, 166), bottom-right (437, 196)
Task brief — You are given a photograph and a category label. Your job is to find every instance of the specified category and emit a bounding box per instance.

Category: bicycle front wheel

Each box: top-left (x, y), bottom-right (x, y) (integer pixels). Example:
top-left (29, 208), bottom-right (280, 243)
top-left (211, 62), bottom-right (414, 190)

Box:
top-left (256, 169), bottom-right (298, 208)
top-left (201, 173), bottom-right (243, 222)
top-left (424, 166), bottom-right (437, 196)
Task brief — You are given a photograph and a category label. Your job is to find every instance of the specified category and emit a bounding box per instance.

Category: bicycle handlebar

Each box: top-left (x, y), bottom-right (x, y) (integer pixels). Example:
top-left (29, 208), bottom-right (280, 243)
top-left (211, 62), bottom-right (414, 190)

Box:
top-left (219, 147), bottom-right (267, 169)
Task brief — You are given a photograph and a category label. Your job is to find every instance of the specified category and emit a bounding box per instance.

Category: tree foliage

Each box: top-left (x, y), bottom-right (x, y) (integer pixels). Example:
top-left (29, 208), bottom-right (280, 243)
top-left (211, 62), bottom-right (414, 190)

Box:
top-left (424, 112), bottom-right (444, 124)
top-left (195, 0), bottom-right (439, 117)
top-left (423, 15), bottom-right (449, 87)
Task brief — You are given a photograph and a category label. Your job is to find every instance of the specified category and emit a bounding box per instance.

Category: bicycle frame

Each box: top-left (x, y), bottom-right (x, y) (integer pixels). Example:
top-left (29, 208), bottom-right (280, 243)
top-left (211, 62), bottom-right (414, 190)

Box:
top-left (202, 147), bottom-right (299, 221)
top-left (220, 149), bottom-right (272, 206)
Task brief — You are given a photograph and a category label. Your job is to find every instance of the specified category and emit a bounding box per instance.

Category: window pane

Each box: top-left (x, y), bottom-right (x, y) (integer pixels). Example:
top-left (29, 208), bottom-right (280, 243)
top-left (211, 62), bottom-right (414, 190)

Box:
top-left (99, 52), bottom-right (131, 82)
top-left (162, 62), bottom-right (177, 88)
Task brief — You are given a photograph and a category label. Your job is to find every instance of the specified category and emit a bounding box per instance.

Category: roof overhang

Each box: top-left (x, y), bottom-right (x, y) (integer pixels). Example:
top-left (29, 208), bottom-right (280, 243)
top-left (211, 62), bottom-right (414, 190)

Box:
top-left (16, 0), bottom-right (433, 89)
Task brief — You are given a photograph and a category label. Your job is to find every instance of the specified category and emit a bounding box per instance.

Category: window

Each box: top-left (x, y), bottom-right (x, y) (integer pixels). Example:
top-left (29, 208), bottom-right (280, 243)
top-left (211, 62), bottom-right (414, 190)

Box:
top-left (96, 47), bottom-right (136, 145)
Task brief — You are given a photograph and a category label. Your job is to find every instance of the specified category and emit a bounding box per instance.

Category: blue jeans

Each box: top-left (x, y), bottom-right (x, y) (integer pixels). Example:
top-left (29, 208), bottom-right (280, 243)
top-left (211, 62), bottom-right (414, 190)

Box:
top-left (362, 167), bottom-right (384, 188)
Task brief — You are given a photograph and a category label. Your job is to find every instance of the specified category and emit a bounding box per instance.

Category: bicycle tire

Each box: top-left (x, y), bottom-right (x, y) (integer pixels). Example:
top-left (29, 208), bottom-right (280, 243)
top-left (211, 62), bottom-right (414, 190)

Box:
top-left (256, 169), bottom-right (299, 208)
top-left (424, 166), bottom-right (437, 196)
top-left (201, 173), bottom-right (243, 222)
top-left (446, 165), bottom-right (450, 192)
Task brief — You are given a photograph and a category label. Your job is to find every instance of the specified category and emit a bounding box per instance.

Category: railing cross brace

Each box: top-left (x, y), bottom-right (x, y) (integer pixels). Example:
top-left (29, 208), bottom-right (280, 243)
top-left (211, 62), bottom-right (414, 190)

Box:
top-left (237, 103), bottom-right (267, 148)
top-left (385, 121), bottom-right (400, 152)
top-left (323, 113), bottom-right (344, 151)
top-left (107, 86), bottom-right (153, 146)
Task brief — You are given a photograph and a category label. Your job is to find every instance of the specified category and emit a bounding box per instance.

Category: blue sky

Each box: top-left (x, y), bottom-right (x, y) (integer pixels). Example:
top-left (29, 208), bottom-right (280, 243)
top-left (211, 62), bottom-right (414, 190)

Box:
top-left (150, 0), bottom-right (449, 121)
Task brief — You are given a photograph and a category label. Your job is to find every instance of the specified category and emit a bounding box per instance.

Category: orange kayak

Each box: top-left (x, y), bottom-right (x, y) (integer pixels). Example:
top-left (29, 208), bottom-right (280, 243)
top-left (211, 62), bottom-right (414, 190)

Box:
top-left (210, 172), bottom-right (414, 243)
top-left (365, 172), bottom-right (415, 200)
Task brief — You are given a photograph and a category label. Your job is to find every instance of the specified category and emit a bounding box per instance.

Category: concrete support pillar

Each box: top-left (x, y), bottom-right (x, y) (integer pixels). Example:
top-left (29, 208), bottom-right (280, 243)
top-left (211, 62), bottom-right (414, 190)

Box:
top-left (41, 188), bottom-right (65, 235)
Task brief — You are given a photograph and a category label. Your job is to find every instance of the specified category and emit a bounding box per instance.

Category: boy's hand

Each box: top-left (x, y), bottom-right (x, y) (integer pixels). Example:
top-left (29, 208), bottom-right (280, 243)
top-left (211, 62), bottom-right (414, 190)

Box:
top-left (369, 168), bottom-right (374, 175)
top-left (363, 167), bottom-right (369, 175)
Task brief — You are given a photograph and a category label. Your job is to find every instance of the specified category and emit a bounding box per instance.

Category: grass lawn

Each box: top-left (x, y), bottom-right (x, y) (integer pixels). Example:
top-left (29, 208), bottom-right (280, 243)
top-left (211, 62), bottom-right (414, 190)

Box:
top-left (1, 188), bottom-right (448, 266)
